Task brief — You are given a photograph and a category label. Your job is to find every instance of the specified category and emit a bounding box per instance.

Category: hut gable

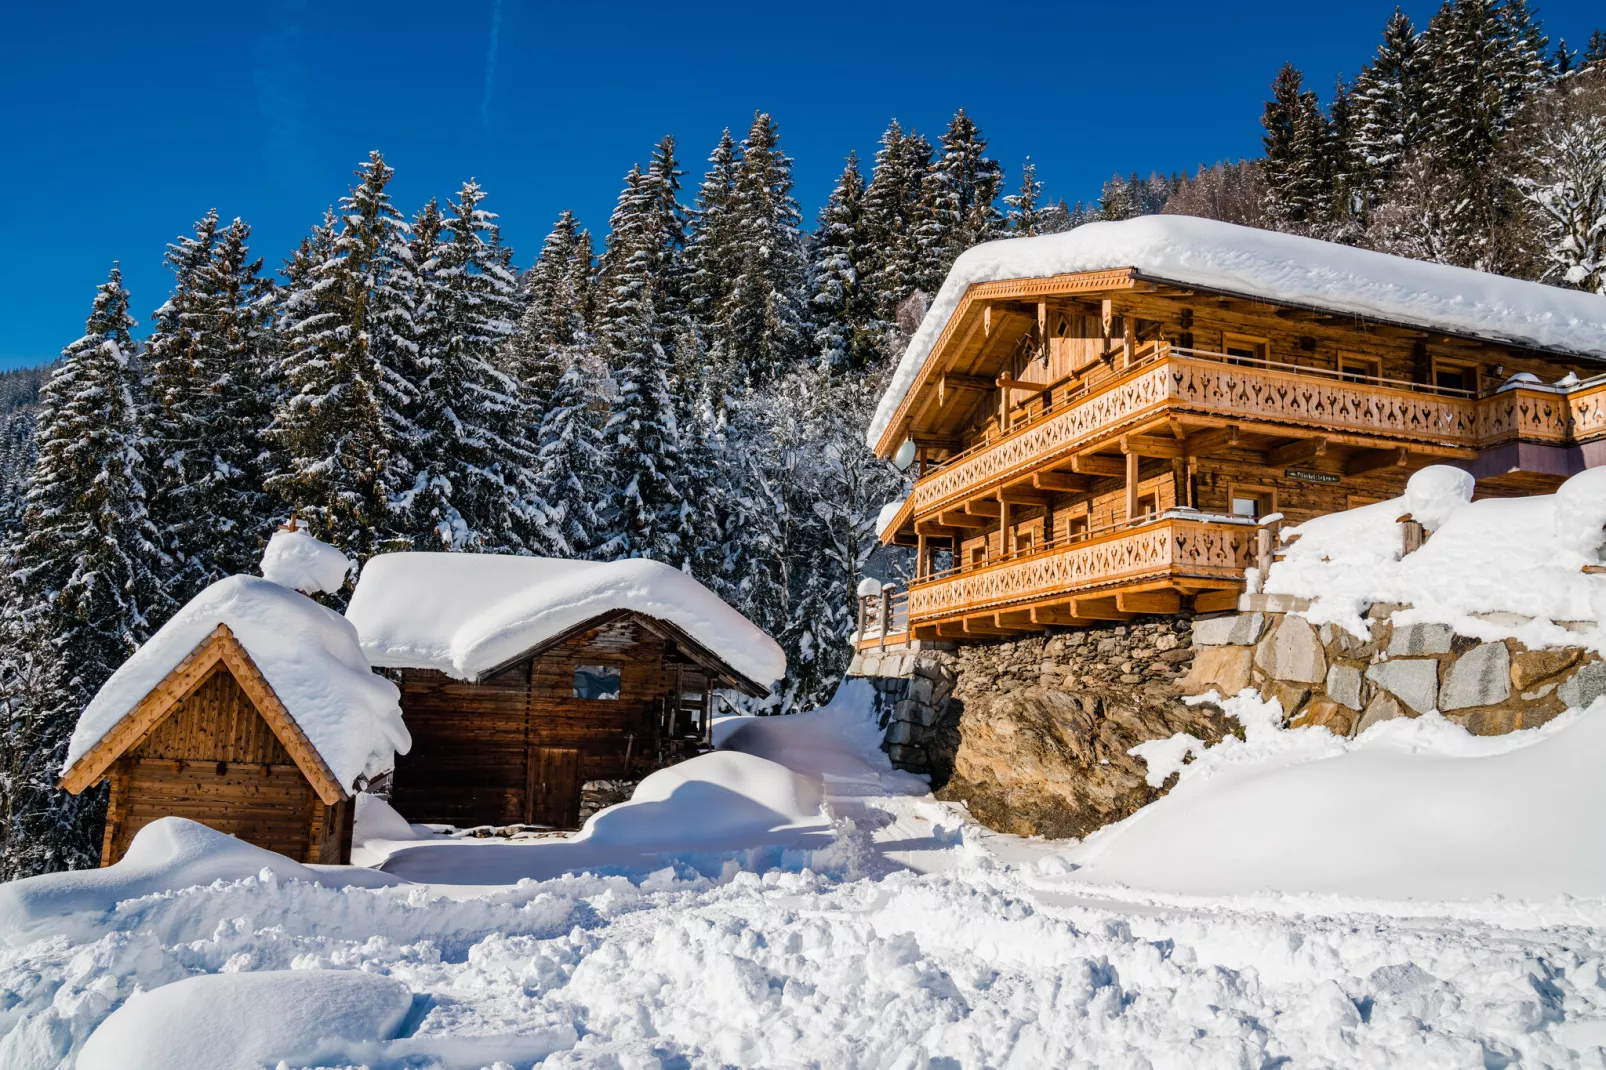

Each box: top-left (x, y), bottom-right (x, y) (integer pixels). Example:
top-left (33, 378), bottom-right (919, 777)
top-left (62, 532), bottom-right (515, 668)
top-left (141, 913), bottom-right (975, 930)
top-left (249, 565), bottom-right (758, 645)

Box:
top-left (60, 624), bottom-right (345, 805)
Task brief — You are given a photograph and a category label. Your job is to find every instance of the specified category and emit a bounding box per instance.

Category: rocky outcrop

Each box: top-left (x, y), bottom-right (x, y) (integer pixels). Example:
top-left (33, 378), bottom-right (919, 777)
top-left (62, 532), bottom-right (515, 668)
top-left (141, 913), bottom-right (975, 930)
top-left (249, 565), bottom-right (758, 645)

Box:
top-left (849, 617), bottom-right (1231, 839)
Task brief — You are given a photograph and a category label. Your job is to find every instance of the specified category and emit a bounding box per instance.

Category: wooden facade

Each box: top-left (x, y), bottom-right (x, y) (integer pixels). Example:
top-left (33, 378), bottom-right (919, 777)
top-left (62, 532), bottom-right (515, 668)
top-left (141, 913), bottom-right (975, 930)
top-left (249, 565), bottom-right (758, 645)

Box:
top-left (59, 625), bottom-right (354, 866)
top-left (865, 267), bottom-right (1606, 646)
top-left (388, 609), bottom-right (768, 830)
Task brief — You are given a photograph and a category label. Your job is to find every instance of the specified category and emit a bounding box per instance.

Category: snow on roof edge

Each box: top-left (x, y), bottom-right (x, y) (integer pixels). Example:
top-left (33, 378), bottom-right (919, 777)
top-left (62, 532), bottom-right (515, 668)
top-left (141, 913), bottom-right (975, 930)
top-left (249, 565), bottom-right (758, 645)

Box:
top-left (868, 216), bottom-right (1606, 450)
top-left (345, 553), bottom-right (787, 691)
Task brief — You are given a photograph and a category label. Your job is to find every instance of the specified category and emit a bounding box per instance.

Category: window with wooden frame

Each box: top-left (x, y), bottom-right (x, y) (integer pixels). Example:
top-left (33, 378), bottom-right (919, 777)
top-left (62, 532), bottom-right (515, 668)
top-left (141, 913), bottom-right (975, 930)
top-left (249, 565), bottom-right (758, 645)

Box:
top-left (1339, 354), bottom-right (1382, 383)
top-left (1134, 491), bottom-right (1160, 519)
top-left (1061, 503), bottom-right (1090, 542)
top-left (573, 664), bottom-right (622, 700)
top-left (1228, 482), bottom-right (1277, 521)
top-left (1011, 517), bottom-right (1043, 556)
top-left (968, 544), bottom-right (987, 570)
top-left (1222, 333), bottom-right (1270, 365)
top-left (1430, 356), bottom-right (1480, 395)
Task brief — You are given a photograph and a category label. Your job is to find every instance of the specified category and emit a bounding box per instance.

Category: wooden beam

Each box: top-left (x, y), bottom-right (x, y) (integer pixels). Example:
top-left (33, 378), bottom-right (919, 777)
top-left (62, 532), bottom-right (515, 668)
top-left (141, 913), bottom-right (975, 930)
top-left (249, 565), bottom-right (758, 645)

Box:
top-left (914, 520), bottom-right (960, 538)
top-left (1345, 446), bottom-right (1410, 477)
top-left (964, 498), bottom-right (1002, 517)
top-left (937, 510), bottom-right (992, 529)
top-left (936, 622), bottom-right (969, 639)
top-left (1193, 589), bottom-right (1241, 614)
top-left (912, 624), bottom-right (944, 641)
top-left (963, 616), bottom-right (1019, 636)
top-left (1032, 471), bottom-right (1090, 493)
top-left (1070, 454), bottom-right (1126, 478)
top-left (1274, 308), bottom-right (1327, 322)
top-left (995, 610), bottom-right (1038, 630)
top-left (1183, 425), bottom-right (1240, 457)
top-left (939, 373), bottom-right (992, 406)
top-left (1116, 589), bottom-right (1182, 615)
top-left (998, 487), bottom-right (1049, 506)
top-left (1121, 433), bottom-right (1184, 459)
top-left (1268, 436), bottom-right (1328, 467)
top-left (1072, 596), bottom-right (1133, 621)
top-left (1031, 605), bottom-right (1095, 627)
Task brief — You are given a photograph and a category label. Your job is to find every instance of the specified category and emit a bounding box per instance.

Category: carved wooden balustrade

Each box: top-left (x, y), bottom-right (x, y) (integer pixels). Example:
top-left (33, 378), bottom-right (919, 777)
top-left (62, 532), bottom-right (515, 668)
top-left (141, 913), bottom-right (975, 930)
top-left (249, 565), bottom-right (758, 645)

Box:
top-left (911, 346), bottom-right (1499, 518)
top-left (904, 516), bottom-right (1254, 625)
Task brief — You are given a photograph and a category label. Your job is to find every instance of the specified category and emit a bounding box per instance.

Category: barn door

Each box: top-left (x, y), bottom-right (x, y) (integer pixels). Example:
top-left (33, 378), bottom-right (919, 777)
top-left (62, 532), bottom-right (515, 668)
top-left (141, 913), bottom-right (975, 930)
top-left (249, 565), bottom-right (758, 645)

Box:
top-left (526, 747), bottom-right (582, 829)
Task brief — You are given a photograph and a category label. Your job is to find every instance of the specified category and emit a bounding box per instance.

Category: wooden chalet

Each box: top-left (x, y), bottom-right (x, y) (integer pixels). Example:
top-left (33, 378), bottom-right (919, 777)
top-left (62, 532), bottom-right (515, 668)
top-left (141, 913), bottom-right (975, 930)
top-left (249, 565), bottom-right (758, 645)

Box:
top-left (59, 609), bottom-right (399, 867)
top-left (344, 554), bottom-right (783, 831)
top-left (863, 217), bottom-right (1606, 647)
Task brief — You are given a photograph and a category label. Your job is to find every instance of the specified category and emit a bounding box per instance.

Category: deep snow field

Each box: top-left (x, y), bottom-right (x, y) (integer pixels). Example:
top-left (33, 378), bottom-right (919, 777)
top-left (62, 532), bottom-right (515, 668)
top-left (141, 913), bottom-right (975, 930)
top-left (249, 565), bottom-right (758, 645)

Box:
top-left (8, 680), bottom-right (1606, 1069)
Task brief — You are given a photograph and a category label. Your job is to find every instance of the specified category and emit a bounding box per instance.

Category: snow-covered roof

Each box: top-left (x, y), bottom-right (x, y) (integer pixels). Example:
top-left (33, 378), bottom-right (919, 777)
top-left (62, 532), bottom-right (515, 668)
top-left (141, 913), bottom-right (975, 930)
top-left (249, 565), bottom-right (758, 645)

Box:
top-left (344, 553), bottom-right (787, 689)
top-left (64, 576), bottom-right (409, 794)
top-left (869, 215), bottom-right (1606, 449)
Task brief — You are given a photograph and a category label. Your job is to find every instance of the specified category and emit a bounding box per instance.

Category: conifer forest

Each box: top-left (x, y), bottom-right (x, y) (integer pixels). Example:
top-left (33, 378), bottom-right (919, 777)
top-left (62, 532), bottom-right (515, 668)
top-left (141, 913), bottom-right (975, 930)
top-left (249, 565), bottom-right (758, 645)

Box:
top-left (2, 0), bottom-right (1603, 879)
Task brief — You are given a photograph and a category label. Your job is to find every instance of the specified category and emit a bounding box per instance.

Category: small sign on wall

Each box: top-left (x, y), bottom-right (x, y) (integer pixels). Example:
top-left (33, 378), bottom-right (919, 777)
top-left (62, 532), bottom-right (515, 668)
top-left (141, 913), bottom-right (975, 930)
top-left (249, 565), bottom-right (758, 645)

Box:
top-left (1285, 469), bottom-right (1341, 484)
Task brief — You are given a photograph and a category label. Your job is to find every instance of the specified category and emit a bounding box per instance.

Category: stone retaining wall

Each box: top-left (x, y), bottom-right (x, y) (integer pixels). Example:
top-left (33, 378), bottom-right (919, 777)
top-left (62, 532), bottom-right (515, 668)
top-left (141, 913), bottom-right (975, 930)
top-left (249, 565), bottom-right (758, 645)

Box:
top-left (1184, 597), bottom-right (1606, 736)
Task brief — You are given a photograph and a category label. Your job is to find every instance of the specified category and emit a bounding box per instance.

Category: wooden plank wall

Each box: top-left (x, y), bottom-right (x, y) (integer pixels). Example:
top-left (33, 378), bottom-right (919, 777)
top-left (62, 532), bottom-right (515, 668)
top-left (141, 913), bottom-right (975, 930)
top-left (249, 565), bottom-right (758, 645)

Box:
top-left (389, 618), bottom-right (679, 830)
top-left (102, 666), bottom-right (335, 865)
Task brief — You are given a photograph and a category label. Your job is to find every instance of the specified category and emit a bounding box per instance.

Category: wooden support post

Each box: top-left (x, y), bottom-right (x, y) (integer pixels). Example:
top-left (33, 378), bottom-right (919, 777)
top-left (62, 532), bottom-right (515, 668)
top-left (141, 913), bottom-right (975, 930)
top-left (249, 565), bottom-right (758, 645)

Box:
top-left (1125, 450), bottom-right (1140, 521)
top-left (856, 595), bottom-right (868, 640)
top-left (916, 532), bottom-right (928, 580)
top-left (998, 489), bottom-right (1011, 556)
top-left (1123, 316), bottom-right (1137, 369)
top-left (1037, 301), bottom-right (1048, 363)
top-left (1399, 514), bottom-right (1425, 555)
top-left (879, 586), bottom-right (892, 651)
top-left (1256, 525), bottom-right (1274, 577)
top-left (1101, 299), bottom-right (1114, 355)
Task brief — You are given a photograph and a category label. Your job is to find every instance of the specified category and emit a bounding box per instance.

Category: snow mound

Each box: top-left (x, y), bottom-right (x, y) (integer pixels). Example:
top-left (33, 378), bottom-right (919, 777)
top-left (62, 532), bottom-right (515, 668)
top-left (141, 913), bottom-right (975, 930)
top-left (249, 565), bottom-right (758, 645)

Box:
top-left (65, 575), bottom-right (408, 792)
top-left (1267, 465), bottom-right (1606, 644)
top-left (870, 215), bottom-right (1606, 447)
top-left (0, 817), bottom-right (400, 947)
top-left (716, 677), bottom-right (930, 796)
top-left (346, 552), bottom-right (785, 687)
top-left (76, 969), bottom-right (412, 1070)
top-left (580, 751), bottom-right (825, 848)
top-left (258, 525), bottom-right (352, 594)
top-left (1070, 690), bottom-right (1606, 900)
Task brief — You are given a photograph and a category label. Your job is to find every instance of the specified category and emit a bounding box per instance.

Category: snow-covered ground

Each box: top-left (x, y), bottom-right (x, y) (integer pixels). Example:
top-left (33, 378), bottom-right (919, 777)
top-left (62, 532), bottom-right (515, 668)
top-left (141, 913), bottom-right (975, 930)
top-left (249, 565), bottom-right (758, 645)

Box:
top-left (8, 679), bottom-right (1606, 1068)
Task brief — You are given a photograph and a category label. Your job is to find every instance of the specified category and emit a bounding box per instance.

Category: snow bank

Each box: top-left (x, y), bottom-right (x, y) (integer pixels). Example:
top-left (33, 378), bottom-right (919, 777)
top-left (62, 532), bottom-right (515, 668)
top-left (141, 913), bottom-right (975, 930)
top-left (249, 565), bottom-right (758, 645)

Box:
top-left (870, 215), bottom-right (1606, 447)
top-left (257, 525), bottom-right (352, 595)
top-left (346, 552), bottom-right (785, 687)
top-left (580, 751), bottom-right (825, 848)
top-left (1266, 465), bottom-right (1606, 643)
top-left (65, 575), bottom-right (408, 792)
top-left (0, 817), bottom-right (400, 947)
top-left (715, 677), bottom-right (930, 796)
top-left (76, 969), bottom-right (413, 1070)
top-left (1070, 690), bottom-right (1606, 899)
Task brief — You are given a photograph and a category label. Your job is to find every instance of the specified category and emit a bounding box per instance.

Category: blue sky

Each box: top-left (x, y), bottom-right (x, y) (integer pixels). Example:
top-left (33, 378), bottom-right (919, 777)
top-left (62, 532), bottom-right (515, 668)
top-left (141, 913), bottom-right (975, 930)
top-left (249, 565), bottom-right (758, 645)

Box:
top-left (1, 0), bottom-right (1599, 369)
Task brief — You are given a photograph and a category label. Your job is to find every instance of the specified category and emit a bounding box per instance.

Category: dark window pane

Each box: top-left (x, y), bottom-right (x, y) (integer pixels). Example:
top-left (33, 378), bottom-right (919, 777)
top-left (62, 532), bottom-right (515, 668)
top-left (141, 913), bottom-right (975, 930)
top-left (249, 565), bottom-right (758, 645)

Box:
top-left (574, 664), bottom-right (621, 700)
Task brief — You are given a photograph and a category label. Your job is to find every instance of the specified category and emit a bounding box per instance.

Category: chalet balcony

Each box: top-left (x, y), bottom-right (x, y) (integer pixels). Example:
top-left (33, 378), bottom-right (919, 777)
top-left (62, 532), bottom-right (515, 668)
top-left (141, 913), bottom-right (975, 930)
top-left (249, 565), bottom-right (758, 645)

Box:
top-left (907, 344), bottom-right (1606, 521)
top-left (855, 513), bottom-right (1254, 650)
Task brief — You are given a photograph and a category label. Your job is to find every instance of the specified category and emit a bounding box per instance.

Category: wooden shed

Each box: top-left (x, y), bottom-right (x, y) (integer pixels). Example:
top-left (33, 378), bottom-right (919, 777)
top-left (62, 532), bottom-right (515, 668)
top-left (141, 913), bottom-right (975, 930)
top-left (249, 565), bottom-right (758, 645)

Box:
top-left (345, 553), bottom-right (786, 831)
top-left (59, 571), bottom-right (409, 866)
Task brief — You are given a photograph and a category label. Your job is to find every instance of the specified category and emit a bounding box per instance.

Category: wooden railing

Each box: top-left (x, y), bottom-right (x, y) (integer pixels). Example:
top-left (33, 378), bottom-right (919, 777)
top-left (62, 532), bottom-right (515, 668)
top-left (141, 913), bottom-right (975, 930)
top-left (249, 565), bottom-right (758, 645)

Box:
top-left (910, 344), bottom-right (1604, 519)
top-left (906, 514), bottom-right (1254, 623)
top-left (855, 586), bottom-right (910, 650)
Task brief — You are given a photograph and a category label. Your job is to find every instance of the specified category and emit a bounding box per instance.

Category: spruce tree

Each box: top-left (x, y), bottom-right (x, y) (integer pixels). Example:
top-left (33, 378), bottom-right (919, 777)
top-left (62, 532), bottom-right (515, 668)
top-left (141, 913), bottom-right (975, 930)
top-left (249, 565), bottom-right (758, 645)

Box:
top-left (1350, 9), bottom-right (1427, 210)
top-left (268, 151), bottom-right (418, 559)
top-left (860, 120), bottom-right (934, 326)
top-left (722, 112), bottom-right (809, 381)
top-left (808, 152), bottom-right (879, 372)
top-left (1004, 158), bottom-right (1046, 235)
top-left (1261, 64), bottom-right (1335, 233)
top-left (916, 108), bottom-right (1004, 283)
top-left (684, 129), bottom-right (742, 383)
top-left (0, 266), bottom-right (161, 877)
top-left (408, 181), bottom-right (526, 551)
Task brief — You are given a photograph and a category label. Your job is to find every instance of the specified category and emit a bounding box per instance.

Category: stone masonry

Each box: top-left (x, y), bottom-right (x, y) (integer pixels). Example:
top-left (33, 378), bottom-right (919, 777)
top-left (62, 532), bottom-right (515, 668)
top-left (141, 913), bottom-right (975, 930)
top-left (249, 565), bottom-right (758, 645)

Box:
top-left (848, 615), bottom-right (1231, 839)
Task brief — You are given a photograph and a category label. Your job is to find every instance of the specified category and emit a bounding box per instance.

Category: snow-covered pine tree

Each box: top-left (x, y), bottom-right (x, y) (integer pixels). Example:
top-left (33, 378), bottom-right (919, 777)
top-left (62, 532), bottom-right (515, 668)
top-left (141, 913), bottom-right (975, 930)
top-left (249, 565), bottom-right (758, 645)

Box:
top-left (808, 152), bottom-right (880, 372)
top-left (514, 209), bottom-right (592, 376)
top-left (407, 181), bottom-right (526, 552)
top-left (1260, 64), bottom-right (1335, 234)
top-left (1350, 8), bottom-right (1427, 211)
top-left (860, 120), bottom-right (935, 326)
top-left (0, 266), bottom-right (162, 877)
top-left (1586, 30), bottom-right (1606, 73)
top-left (268, 151), bottom-right (418, 560)
top-left (533, 348), bottom-right (608, 557)
top-left (722, 112), bottom-right (809, 382)
top-left (1004, 158), bottom-right (1046, 235)
top-left (141, 210), bottom-right (221, 607)
top-left (683, 130), bottom-right (741, 382)
top-left (916, 108), bottom-right (1004, 285)
top-left (595, 161), bottom-right (687, 563)
top-left (1513, 102), bottom-right (1606, 293)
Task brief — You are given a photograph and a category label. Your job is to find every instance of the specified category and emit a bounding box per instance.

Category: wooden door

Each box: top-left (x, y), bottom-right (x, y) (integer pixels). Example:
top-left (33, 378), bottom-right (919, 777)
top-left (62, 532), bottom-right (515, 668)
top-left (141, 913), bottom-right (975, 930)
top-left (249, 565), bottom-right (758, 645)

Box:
top-left (526, 747), bottom-right (582, 829)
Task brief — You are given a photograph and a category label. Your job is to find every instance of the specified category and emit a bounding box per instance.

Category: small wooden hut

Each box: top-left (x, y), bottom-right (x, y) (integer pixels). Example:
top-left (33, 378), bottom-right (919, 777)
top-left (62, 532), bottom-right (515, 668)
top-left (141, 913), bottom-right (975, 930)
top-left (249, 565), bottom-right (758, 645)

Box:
top-left (345, 553), bottom-right (785, 830)
top-left (59, 568), bottom-right (408, 866)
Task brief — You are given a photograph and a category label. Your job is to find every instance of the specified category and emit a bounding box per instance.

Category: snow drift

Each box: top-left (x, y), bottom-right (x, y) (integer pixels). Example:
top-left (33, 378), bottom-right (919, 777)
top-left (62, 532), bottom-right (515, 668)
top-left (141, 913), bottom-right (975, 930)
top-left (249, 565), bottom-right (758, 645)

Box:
top-left (76, 969), bottom-right (413, 1070)
top-left (257, 525), bottom-right (353, 594)
top-left (64, 575), bottom-right (409, 793)
top-left (1266, 465), bottom-right (1606, 644)
top-left (345, 552), bottom-right (786, 687)
top-left (1070, 690), bottom-right (1606, 900)
top-left (870, 215), bottom-right (1606, 447)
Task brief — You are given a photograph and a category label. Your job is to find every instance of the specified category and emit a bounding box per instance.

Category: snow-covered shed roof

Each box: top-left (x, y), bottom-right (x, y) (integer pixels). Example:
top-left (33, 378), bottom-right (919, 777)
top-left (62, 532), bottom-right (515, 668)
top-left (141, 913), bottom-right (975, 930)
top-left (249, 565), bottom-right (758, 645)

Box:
top-left (62, 576), bottom-right (409, 796)
top-left (869, 215), bottom-right (1606, 451)
top-left (344, 553), bottom-right (787, 691)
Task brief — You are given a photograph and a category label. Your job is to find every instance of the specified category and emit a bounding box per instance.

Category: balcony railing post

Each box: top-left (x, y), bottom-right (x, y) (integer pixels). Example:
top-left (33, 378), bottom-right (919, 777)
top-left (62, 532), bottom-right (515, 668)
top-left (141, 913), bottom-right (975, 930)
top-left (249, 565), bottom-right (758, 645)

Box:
top-left (879, 584), bottom-right (893, 651)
